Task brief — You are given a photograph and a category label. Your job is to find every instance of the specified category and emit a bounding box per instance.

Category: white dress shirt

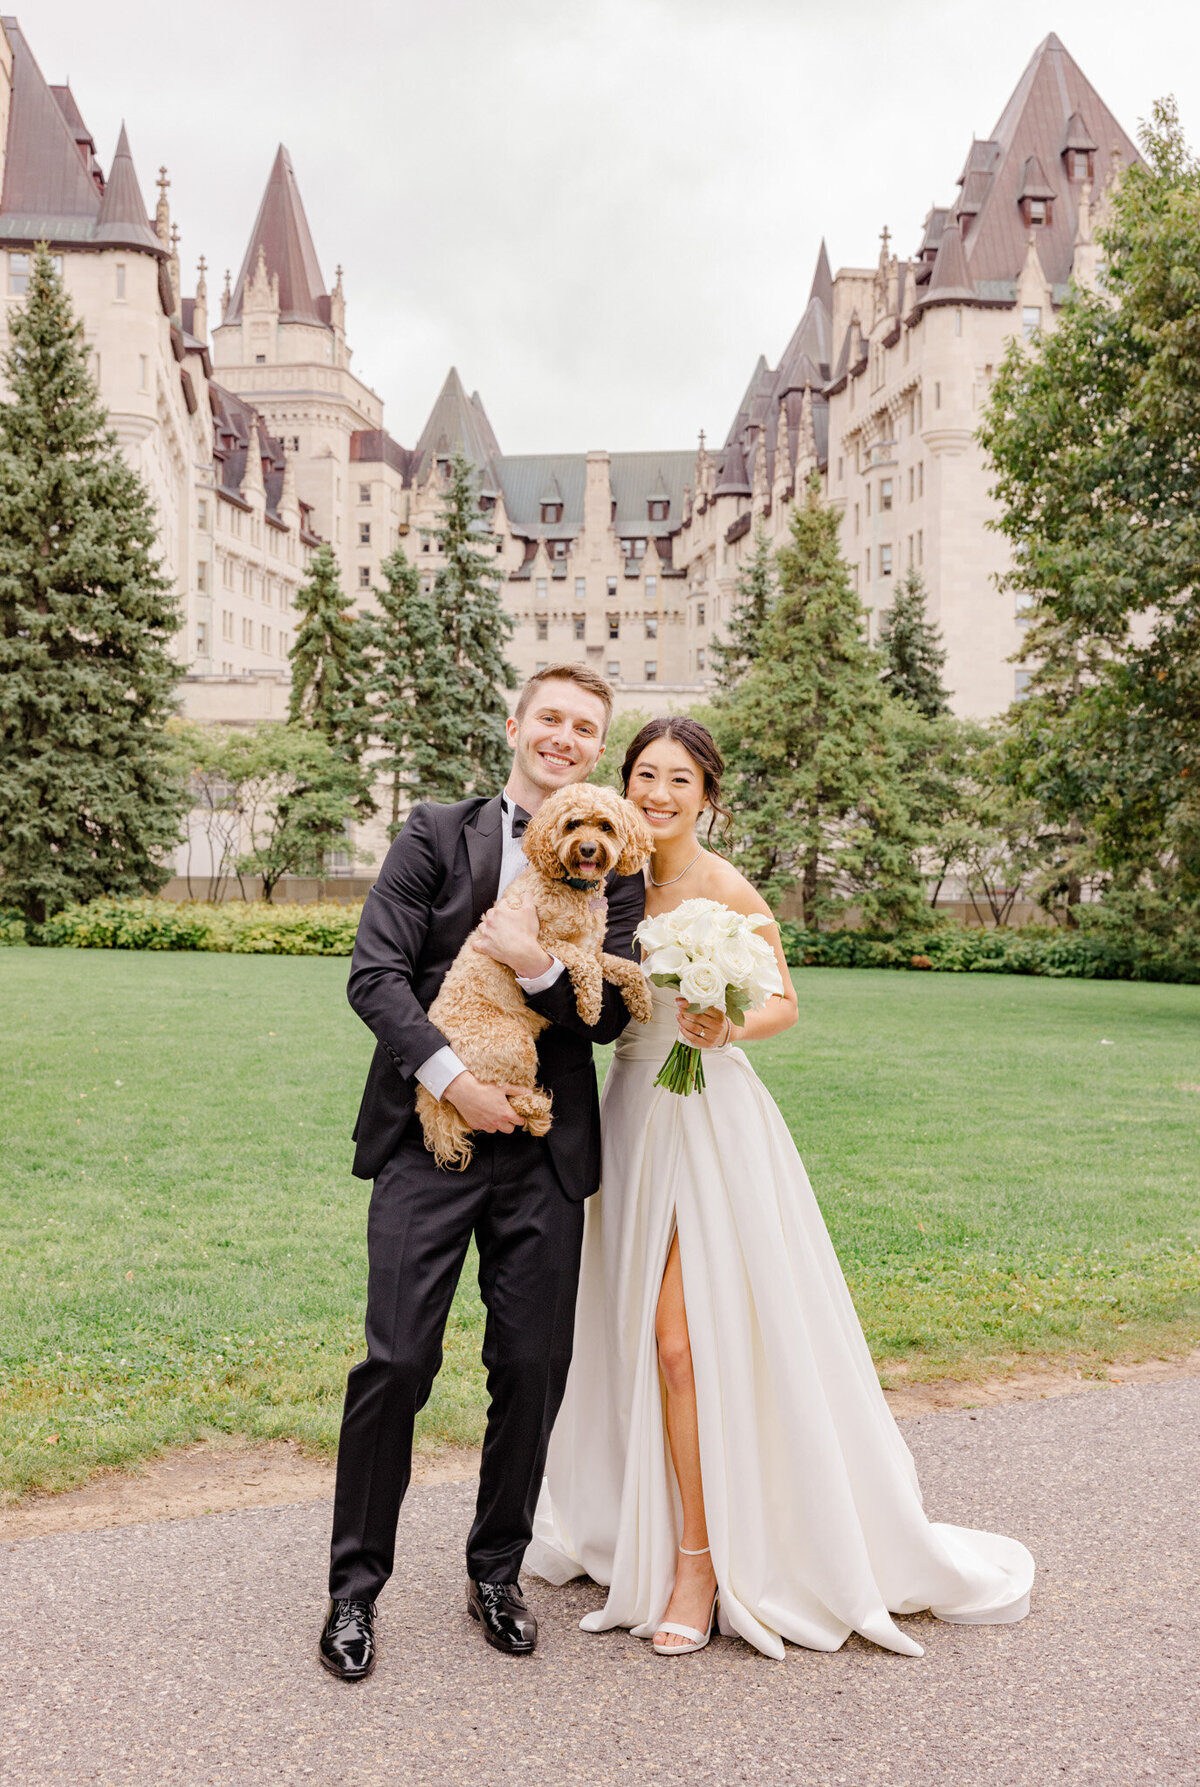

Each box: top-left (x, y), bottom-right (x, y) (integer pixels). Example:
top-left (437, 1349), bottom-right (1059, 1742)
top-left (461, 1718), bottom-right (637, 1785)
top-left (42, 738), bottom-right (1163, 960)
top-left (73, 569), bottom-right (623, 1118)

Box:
top-left (415, 794), bottom-right (566, 1102)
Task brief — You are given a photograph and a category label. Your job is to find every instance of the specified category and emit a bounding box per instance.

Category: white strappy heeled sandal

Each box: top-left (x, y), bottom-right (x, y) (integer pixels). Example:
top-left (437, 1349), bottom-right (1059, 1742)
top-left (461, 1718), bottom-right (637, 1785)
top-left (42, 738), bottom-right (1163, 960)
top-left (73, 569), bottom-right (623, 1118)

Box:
top-left (651, 1544), bottom-right (719, 1656)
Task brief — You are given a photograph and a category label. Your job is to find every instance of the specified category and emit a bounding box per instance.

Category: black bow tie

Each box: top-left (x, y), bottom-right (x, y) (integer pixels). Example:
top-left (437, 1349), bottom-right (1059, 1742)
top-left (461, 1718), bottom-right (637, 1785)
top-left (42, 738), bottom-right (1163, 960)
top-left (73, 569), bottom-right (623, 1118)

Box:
top-left (506, 801), bottom-right (531, 839)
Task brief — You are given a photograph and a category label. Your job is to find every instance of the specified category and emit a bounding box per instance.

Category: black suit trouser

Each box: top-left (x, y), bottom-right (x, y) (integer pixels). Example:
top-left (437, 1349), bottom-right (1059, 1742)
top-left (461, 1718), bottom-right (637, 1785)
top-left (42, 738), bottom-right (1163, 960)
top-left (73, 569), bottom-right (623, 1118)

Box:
top-left (328, 1123), bottom-right (585, 1600)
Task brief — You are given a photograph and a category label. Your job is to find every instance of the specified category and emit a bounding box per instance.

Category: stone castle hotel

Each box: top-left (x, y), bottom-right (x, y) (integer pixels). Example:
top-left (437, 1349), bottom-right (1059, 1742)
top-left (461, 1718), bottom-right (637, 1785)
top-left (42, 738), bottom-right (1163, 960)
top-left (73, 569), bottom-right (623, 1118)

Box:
top-left (0, 18), bottom-right (1139, 872)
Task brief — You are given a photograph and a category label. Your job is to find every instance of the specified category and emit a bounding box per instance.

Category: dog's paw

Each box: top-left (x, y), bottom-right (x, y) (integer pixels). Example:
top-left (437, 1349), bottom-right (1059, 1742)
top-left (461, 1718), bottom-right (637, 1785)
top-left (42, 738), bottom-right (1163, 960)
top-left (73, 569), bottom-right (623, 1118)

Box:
top-left (624, 978), bottom-right (654, 1024)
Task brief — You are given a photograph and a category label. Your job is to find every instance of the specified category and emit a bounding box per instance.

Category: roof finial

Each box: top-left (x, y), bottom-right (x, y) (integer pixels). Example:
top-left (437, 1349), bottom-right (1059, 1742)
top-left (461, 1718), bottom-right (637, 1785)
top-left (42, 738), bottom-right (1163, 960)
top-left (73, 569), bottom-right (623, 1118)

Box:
top-left (698, 427), bottom-right (706, 452)
top-left (221, 268), bottom-right (231, 322)
top-left (879, 223), bottom-right (891, 260)
top-left (196, 254), bottom-right (207, 289)
top-left (155, 165), bottom-right (170, 248)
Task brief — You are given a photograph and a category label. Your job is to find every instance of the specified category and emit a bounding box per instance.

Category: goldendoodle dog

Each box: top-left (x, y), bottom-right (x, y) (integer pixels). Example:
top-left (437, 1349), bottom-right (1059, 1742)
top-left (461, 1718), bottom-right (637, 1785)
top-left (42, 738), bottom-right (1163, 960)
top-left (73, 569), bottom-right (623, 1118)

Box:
top-left (416, 783), bottom-right (654, 1169)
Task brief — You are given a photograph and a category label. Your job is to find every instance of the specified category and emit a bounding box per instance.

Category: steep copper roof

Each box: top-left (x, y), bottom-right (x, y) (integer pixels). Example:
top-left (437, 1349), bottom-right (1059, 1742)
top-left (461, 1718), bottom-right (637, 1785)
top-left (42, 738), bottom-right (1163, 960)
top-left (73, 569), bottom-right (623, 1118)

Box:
top-left (413, 367), bottom-right (501, 489)
top-left (226, 145), bottom-right (328, 325)
top-left (0, 18), bottom-right (101, 236)
top-left (94, 123), bottom-right (159, 253)
top-left (920, 219), bottom-right (976, 305)
top-left (714, 440), bottom-right (751, 497)
top-left (942, 32), bottom-right (1138, 292)
top-left (496, 451), bottom-right (693, 550)
top-left (210, 382), bottom-right (292, 519)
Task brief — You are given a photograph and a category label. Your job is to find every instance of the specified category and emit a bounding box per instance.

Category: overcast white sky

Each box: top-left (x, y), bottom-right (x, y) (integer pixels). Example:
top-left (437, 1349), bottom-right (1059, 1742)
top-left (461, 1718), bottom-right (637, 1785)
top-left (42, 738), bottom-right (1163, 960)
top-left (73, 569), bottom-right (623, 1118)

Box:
top-left (20, 0), bottom-right (1200, 453)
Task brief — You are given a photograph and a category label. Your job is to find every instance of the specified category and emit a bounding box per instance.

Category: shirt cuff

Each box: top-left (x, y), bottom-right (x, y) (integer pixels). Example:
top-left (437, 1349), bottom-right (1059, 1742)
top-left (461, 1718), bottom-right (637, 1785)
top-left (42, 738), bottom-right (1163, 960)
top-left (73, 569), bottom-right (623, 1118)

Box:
top-left (516, 954), bottom-right (566, 995)
top-left (415, 1044), bottom-right (468, 1103)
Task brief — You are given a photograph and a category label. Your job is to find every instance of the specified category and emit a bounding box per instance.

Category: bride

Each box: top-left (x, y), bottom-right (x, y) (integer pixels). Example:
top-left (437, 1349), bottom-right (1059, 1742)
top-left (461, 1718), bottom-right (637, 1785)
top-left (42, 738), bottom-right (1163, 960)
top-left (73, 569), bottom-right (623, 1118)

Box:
top-left (526, 715), bottom-right (1034, 1659)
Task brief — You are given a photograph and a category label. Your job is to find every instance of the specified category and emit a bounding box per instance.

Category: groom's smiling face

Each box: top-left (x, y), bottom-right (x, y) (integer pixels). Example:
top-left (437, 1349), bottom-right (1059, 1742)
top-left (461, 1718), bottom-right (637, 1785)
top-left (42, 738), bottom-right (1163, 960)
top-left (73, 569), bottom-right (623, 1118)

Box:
top-left (506, 679), bottom-right (608, 799)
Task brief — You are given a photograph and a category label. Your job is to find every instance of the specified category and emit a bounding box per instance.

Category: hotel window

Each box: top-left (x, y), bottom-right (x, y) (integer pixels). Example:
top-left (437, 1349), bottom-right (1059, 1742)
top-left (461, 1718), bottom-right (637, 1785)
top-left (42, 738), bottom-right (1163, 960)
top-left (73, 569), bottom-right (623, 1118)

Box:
top-left (1022, 306), bottom-right (1042, 341)
top-left (574, 577), bottom-right (586, 600)
top-left (880, 544), bottom-right (893, 577)
top-left (907, 535), bottom-right (914, 565)
top-left (934, 382), bottom-right (941, 409)
top-left (623, 538), bottom-right (647, 559)
top-left (865, 549), bottom-right (871, 581)
top-left (358, 565), bottom-right (371, 588)
top-left (242, 565), bottom-right (251, 593)
top-left (223, 558), bottom-right (234, 588)
top-left (697, 648), bottom-right (706, 671)
top-left (837, 457), bottom-right (844, 481)
top-left (881, 479), bottom-right (893, 512)
top-left (138, 355), bottom-right (149, 391)
top-left (196, 562), bottom-right (208, 594)
top-left (607, 576), bottom-right (618, 598)
top-left (195, 620), bottom-right (208, 655)
top-left (262, 625), bottom-right (272, 654)
top-left (222, 610), bottom-right (233, 640)
top-left (197, 498), bottom-right (209, 529)
top-left (536, 616), bottom-right (548, 641)
top-left (607, 613), bottom-right (620, 640)
top-left (645, 575), bottom-right (657, 601)
top-left (540, 503), bottom-right (562, 524)
top-left (1016, 592), bottom-right (1036, 628)
top-left (648, 499), bottom-right (669, 522)
top-left (573, 614), bottom-right (585, 641)
top-left (908, 468), bottom-right (914, 501)
top-left (255, 354), bottom-right (266, 364)
top-left (535, 578), bottom-right (547, 602)
top-left (607, 660), bottom-right (620, 679)
top-left (1014, 670), bottom-right (1033, 699)
top-left (359, 523), bottom-right (371, 545)
top-left (955, 307), bottom-right (963, 337)
top-left (115, 263), bottom-right (126, 300)
top-left (1069, 150), bottom-right (1092, 181)
top-left (918, 461), bottom-right (924, 497)
top-left (866, 486), bottom-right (872, 518)
top-left (697, 602), bottom-right (705, 626)
top-left (854, 503), bottom-right (860, 536)
top-left (645, 615), bottom-right (658, 640)
top-left (289, 436), bottom-right (300, 452)
top-left (242, 617), bottom-right (253, 646)
top-left (359, 483), bottom-right (371, 503)
top-left (644, 660), bottom-right (658, 682)
top-left (917, 529), bottom-right (924, 564)
top-left (551, 540), bottom-right (568, 559)
top-left (1028, 199), bottom-right (1047, 225)
top-left (7, 252), bottom-right (30, 292)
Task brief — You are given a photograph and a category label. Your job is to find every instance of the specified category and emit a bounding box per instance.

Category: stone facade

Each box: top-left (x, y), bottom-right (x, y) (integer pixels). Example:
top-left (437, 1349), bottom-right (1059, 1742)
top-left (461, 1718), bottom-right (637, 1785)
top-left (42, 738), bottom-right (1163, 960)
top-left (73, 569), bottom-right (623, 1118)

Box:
top-left (0, 17), bottom-right (1144, 879)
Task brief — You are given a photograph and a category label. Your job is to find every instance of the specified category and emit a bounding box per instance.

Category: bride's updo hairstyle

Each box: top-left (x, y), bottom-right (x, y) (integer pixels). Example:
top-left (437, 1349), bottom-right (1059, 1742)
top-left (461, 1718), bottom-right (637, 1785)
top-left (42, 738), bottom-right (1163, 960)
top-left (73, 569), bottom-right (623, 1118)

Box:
top-left (620, 716), bottom-right (732, 846)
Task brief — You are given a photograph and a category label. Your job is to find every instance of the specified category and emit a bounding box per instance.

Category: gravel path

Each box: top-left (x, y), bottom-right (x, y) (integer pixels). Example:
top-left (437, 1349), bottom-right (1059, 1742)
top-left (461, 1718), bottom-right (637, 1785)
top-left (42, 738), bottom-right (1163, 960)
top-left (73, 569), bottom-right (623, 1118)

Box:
top-left (5, 1381), bottom-right (1198, 1786)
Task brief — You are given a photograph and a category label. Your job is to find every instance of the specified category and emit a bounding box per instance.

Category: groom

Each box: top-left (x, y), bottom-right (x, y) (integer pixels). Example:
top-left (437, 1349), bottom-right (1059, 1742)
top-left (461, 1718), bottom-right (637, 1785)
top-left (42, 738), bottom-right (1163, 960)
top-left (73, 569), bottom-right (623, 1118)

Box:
top-left (320, 663), bottom-right (644, 1678)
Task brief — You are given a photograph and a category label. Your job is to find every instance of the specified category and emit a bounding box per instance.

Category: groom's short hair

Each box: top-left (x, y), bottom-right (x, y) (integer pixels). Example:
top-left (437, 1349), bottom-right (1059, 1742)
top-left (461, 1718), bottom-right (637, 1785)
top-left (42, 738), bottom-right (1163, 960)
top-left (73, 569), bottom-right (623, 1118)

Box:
top-left (514, 662), bottom-right (614, 733)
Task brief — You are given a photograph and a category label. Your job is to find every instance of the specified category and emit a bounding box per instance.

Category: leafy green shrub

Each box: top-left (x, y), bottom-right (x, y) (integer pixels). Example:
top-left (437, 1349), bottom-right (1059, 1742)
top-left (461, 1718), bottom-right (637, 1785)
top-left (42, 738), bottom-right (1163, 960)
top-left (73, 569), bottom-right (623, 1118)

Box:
top-left (39, 898), bottom-right (212, 951)
top-left (0, 910), bottom-right (26, 946)
top-left (36, 898), bottom-right (362, 956)
top-left (776, 919), bottom-right (1200, 984)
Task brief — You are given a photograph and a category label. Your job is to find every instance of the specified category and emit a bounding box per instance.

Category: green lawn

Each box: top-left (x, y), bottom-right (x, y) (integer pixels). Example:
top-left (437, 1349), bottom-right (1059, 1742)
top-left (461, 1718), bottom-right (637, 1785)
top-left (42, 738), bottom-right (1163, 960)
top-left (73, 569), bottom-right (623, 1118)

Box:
top-left (1, 950), bottom-right (1198, 1499)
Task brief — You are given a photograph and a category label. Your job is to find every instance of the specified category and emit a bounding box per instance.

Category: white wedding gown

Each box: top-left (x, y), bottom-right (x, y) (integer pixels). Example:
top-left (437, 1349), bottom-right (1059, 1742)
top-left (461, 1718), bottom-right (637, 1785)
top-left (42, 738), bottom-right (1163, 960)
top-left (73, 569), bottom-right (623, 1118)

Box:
top-left (525, 984), bottom-right (1034, 1659)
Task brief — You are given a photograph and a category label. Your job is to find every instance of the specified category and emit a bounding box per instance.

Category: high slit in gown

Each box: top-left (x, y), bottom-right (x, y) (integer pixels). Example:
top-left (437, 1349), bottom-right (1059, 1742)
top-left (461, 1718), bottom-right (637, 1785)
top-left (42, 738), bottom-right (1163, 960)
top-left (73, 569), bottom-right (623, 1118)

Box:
top-left (525, 984), bottom-right (1035, 1659)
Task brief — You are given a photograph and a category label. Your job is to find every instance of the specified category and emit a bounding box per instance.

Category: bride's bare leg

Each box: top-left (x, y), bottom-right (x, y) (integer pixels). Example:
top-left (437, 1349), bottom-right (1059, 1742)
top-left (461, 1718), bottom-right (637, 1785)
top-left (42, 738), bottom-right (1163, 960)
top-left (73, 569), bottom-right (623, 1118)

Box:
top-left (653, 1233), bottom-right (718, 1649)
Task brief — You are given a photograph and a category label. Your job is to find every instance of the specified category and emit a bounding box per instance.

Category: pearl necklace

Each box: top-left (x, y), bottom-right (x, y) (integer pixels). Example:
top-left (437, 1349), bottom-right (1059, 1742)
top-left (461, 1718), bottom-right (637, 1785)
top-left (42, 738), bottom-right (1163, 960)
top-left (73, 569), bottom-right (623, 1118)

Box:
top-left (649, 851), bottom-right (701, 888)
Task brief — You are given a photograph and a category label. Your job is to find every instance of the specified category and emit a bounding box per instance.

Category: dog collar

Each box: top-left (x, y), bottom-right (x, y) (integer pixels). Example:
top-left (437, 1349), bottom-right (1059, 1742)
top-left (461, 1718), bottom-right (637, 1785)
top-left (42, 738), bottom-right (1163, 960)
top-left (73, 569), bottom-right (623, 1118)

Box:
top-left (564, 874), bottom-right (604, 892)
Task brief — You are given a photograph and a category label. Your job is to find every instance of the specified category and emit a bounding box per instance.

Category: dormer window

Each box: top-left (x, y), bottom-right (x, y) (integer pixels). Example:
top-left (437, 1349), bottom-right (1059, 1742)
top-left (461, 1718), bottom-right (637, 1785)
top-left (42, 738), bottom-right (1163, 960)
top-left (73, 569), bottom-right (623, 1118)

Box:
top-left (437, 457), bottom-right (450, 479)
top-left (1068, 150), bottom-right (1093, 182)
top-left (648, 498), bottom-right (669, 522)
top-left (541, 502), bottom-right (563, 524)
top-left (551, 539), bottom-right (568, 559)
top-left (1027, 198), bottom-right (1048, 225)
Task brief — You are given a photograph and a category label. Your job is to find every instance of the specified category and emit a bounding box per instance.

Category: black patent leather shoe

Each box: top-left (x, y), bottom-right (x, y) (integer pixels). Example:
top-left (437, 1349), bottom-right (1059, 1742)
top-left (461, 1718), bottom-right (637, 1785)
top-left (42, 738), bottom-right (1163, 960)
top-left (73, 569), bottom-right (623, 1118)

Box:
top-left (467, 1578), bottom-right (537, 1654)
top-left (318, 1597), bottom-right (377, 1680)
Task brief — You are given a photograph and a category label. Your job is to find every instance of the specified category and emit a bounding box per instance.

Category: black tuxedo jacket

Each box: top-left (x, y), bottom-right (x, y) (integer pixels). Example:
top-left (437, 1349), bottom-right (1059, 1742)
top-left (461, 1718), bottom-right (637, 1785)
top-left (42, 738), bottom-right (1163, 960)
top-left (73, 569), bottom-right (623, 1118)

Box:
top-left (347, 793), bottom-right (646, 1195)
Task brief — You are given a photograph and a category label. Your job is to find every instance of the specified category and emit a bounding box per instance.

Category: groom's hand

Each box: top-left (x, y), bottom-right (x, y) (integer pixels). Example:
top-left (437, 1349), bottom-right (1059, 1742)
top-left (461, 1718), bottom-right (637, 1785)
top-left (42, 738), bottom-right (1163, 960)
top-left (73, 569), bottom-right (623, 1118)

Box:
top-left (443, 1072), bottom-right (526, 1134)
top-left (473, 893), bottom-right (553, 980)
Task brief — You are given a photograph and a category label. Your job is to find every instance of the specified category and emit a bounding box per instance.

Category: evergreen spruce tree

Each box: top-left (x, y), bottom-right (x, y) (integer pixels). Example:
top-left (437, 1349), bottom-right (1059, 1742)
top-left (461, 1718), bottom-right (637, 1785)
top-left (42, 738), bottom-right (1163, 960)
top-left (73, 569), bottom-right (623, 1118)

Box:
top-left (431, 453), bottom-right (516, 793)
top-left (356, 547), bottom-right (466, 831)
top-left (711, 523), bottom-right (776, 693)
top-left (718, 477), bottom-right (923, 926)
top-left (0, 244), bottom-right (185, 929)
top-left (288, 542), bottom-right (359, 741)
top-left (877, 568), bottom-right (951, 718)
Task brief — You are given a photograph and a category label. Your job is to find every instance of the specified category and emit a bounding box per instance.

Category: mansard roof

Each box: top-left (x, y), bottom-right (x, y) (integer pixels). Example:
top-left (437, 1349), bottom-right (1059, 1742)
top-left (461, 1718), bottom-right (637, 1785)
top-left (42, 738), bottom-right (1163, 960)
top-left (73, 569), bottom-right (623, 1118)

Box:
top-left (227, 144), bottom-right (328, 325)
top-left (210, 382), bottom-right (294, 521)
top-left (932, 32), bottom-right (1138, 296)
top-left (413, 366), bottom-right (502, 488)
top-left (496, 451), bottom-right (694, 547)
top-left (94, 123), bottom-right (160, 253)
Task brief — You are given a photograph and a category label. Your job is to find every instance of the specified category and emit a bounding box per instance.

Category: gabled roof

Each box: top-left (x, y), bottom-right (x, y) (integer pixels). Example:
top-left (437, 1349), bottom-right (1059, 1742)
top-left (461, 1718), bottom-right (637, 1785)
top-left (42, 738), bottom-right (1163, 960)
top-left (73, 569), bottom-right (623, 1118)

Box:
top-left (941, 32), bottom-right (1138, 292)
top-left (94, 123), bottom-right (159, 253)
top-left (226, 145), bottom-right (328, 325)
top-left (494, 450), bottom-right (694, 545)
top-left (1062, 109), bottom-right (1098, 153)
top-left (539, 470), bottom-right (565, 506)
top-left (413, 367), bottom-right (502, 488)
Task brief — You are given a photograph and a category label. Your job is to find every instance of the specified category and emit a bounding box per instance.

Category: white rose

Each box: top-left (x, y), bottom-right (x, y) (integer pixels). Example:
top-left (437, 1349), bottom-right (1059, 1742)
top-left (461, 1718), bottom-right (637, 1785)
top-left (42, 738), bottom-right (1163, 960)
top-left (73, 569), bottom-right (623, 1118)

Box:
top-left (679, 958), bottom-right (726, 1008)
top-left (712, 933), bottom-right (754, 985)
top-left (635, 914), bottom-right (674, 954)
top-left (644, 944), bottom-right (690, 980)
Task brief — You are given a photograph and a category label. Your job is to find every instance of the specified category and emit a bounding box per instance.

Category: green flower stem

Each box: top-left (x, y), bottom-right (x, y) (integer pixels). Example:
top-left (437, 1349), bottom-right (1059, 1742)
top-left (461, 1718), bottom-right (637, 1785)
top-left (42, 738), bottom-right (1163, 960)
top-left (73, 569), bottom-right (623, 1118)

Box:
top-left (654, 1040), bottom-right (706, 1096)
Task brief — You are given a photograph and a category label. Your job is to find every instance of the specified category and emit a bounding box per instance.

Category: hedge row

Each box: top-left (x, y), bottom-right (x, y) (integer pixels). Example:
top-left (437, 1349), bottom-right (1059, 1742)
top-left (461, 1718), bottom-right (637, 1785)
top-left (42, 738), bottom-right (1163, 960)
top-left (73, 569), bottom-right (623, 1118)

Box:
top-left (6, 898), bottom-right (1198, 984)
top-left (776, 920), bottom-right (1200, 985)
top-left (16, 898), bottom-right (362, 956)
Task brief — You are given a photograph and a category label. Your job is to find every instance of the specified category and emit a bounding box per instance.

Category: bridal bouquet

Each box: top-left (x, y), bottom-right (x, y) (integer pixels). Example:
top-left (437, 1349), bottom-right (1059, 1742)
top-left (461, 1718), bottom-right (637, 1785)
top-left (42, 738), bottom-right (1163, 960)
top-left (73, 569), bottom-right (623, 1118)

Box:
top-left (634, 898), bottom-right (784, 1096)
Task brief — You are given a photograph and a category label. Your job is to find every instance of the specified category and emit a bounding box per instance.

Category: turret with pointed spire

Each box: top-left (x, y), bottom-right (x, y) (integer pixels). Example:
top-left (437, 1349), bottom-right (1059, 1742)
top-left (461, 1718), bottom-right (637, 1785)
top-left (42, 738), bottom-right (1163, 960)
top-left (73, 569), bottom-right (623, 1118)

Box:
top-left (93, 124), bottom-right (161, 255)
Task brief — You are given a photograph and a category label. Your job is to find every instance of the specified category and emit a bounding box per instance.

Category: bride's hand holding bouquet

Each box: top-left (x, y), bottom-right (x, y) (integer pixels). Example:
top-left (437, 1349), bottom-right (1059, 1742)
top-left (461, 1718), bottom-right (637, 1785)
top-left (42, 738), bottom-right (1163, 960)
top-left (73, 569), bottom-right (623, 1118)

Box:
top-left (634, 898), bottom-right (784, 1095)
